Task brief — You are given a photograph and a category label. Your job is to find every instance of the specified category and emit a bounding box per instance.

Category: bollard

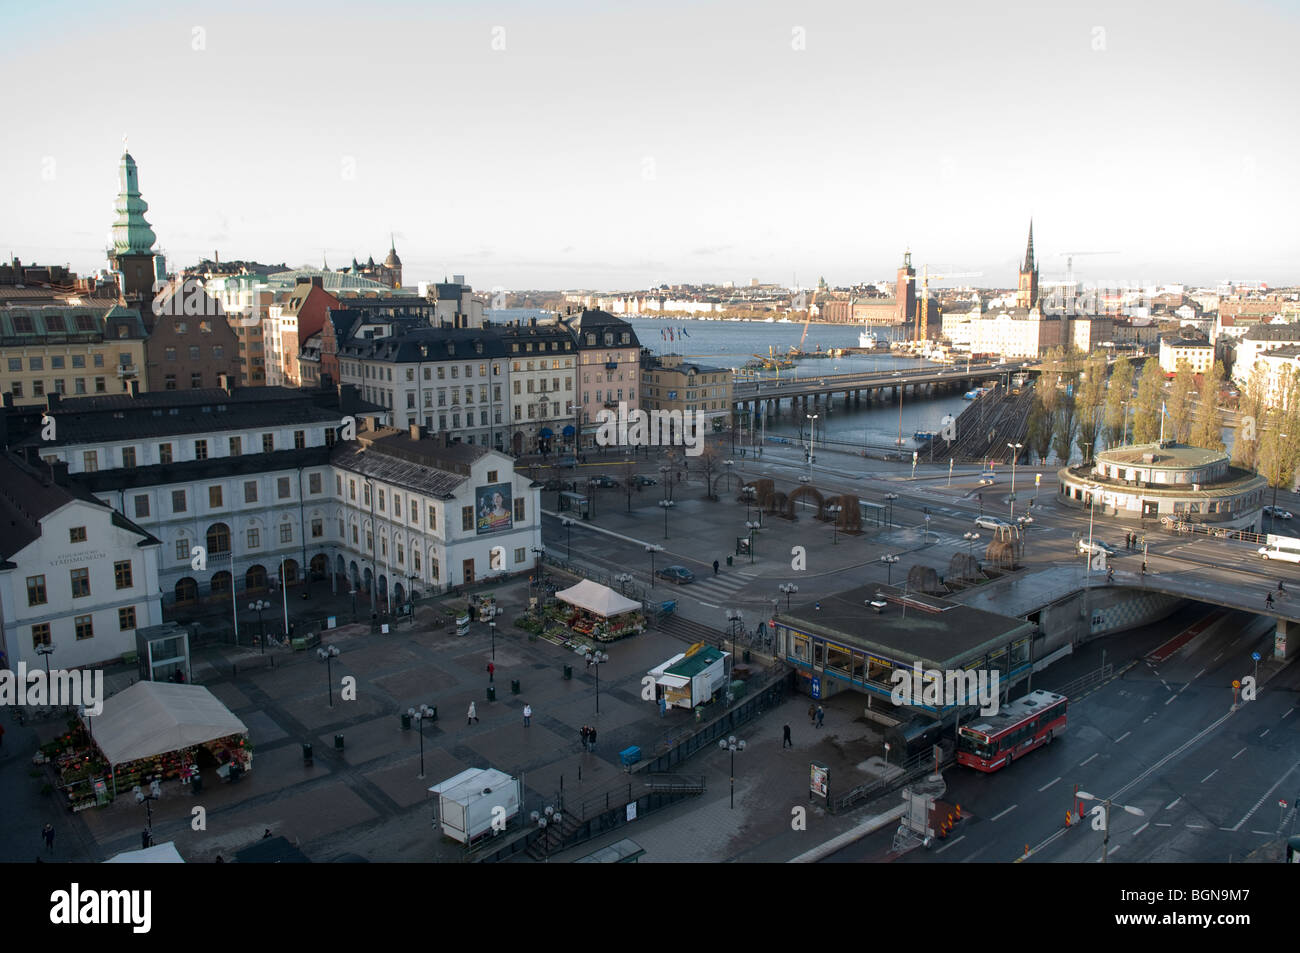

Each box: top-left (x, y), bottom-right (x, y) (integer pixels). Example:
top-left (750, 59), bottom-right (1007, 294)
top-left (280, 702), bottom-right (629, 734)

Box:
top-left (563, 664), bottom-right (572, 680)
top-left (334, 733), bottom-right (344, 751)
top-left (511, 679), bottom-right (520, 695)
top-left (302, 742), bottom-right (313, 766)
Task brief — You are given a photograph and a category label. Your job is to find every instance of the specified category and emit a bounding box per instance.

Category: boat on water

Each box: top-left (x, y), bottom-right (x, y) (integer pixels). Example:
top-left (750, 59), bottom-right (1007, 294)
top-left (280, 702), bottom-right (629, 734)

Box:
top-left (859, 329), bottom-right (879, 348)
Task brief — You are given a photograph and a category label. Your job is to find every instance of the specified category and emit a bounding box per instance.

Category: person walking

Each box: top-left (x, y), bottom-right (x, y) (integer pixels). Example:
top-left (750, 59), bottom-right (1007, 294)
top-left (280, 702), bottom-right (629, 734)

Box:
top-left (0, 723), bottom-right (5, 749)
top-left (487, 662), bottom-right (495, 683)
top-left (808, 703), bottom-right (816, 726)
top-left (713, 559), bottom-right (719, 576)
top-left (42, 823), bottom-right (54, 853)
top-left (580, 725), bottom-right (589, 751)
top-left (588, 726), bottom-right (597, 751)
top-left (815, 705), bottom-right (824, 729)
top-left (467, 701), bottom-right (478, 725)
top-left (782, 724), bottom-right (792, 749)
top-left (522, 704), bottom-right (532, 727)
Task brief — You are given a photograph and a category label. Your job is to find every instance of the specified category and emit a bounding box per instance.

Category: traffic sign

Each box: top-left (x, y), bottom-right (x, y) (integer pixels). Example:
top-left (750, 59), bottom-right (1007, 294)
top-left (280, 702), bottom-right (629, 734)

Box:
top-left (1252, 652), bottom-right (1261, 661)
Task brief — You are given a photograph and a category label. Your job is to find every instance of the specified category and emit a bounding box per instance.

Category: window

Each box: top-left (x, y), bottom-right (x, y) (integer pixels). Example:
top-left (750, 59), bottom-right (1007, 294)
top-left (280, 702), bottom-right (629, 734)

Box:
top-left (244, 481), bottom-right (258, 503)
top-left (487, 470), bottom-right (498, 483)
top-left (159, 443), bottom-right (173, 464)
top-left (75, 615), bottom-right (94, 640)
top-left (32, 380), bottom-right (44, 397)
top-left (119, 607), bottom-right (137, 631)
top-left (294, 430), bottom-right (305, 449)
top-left (32, 623), bottom-right (51, 648)
top-left (115, 560), bottom-right (134, 589)
top-left (191, 373), bottom-right (203, 388)
top-left (515, 547), bottom-right (526, 563)
top-left (74, 378), bottom-right (86, 394)
top-left (165, 374), bottom-right (177, 390)
top-left (378, 489), bottom-right (386, 512)
top-left (121, 446), bottom-right (137, 468)
top-left (70, 526), bottom-right (87, 543)
top-left (195, 439), bottom-right (208, 460)
top-left (311, 517), bottom-right (323, 538)
top-left (94, 353), bottom-right (104, 367)
top-left (6, 358), bottom-right (19, 371)
top-left (263, 433), bottom-right (274, 453)
top-left (309, 473), bottom-right (322, 494)
top-left (134, 494), bottom-right (149, 518)
top-left (514, 498), bottom-right (525, 522)
top-left (393, 493), bottom-right (402, 513)
top-left (428, 505), bottom-right (437, 530)
top-left (70, 568), bottom-right (90, 598)
top-left (206, 523), bottom-right (231, 554)
top-left (166, 347), bottom-right (177, 362)
top-left (176, 539), bottom-right (189, 561)
top-left (229, 436), bottom-right (242, 456)
top-left (81, 450), bottom-right (98, 473)
top-left (213, 346), bottom-right (224, 359)
top-left (462, 506), bottom-right (474, 531)
top-left (325, 427), bottom-right (336, 448)
top-left (172, 489), bottom-right (187, 513)
top-left (280, 523), bottom-right (293, 544)
top-left (209, 486), bottom-right (223, 508)
top-left (11, 382), bottom-right (21, 398)
top-left (26, 575), bottom-right (47, 606)
top-left (247, 527), bottom-right (260, 548)
top-left (277, 477), bottom-right (291, 499)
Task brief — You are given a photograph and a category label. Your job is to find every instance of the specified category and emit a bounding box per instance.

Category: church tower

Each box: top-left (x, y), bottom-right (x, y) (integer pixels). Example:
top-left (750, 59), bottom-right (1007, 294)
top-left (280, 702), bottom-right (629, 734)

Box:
top-left (108, 150), bottom-right (159, 305)
top-left (383, 234), bottom-right (403, 289)
top-left (895, 250), bottom-right (915, 326)
top-left (1015, 220), bottom-right (1039, 310)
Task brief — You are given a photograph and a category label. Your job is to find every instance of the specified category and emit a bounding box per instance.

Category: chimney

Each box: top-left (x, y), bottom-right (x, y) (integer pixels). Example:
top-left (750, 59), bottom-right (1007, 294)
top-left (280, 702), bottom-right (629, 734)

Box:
top-left (310, 275), bottom-right (323, 288)
top-left (409, 423), bottom-right (421, 441)
top-left (128, 379), bottom-right (140, 398)
top-left (50, 460), bottom-right (70, 487)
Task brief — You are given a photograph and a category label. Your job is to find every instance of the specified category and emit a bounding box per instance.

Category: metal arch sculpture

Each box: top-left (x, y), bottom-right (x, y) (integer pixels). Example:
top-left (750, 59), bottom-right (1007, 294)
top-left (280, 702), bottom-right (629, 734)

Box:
top-left (985, 538), bottom-right (1017, 570)
top-left (770, 490), bottom-right (789, 516)
top-left (948, 551), bottom-right (981, 583)
top-left (907, 564), bottom-right (944, 594)
top-left (830, 493), bottom-right (862, 533)
top-left (784, 484), bottom-right (825, 520)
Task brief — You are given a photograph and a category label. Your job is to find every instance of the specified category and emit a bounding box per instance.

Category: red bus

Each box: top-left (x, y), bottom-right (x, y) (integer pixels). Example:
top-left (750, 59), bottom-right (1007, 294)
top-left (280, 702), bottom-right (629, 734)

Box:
top-left (956, 689), bottom-right (1067, 772)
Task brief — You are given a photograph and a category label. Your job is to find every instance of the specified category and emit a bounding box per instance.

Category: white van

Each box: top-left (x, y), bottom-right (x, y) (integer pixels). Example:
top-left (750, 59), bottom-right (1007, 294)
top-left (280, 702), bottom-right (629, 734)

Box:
top-left (1258, 535), bottom-right (1300, 562)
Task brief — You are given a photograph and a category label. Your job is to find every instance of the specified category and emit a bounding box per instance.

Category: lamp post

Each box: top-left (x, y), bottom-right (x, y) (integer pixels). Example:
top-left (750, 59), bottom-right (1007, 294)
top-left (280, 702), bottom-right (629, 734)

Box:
top-left (726, 609), bottom-right (742, 657)
top-left (881, 554), bottom-right (900, 586)
top-left (963, 532), bottom-right (980, 560)
top-left (489, 619), bottom-right (496, 660)
top-left (646, 543), bottom-right (663, 588)
top-left (806, 414), bottom-right (819, 474)
top-left (1076, 790), bottom-right (1144, 863)
top-left (1007, 442), bottom-right (1023, 521)
top-left (35, 641), bottom-right (55, 685)
top-left (531, 547), bottom-right (545, 600)
top-left (317, 645), bottom-right (340, 708)
top-left (585, 649), bottom-right (609, 714)
top-left (659, 499), bottom-right (675, 539)
top-left (745, 520), bottom-right (759, 563)
top-left (659, 465), bottom-right (672, 501)
top-left (561, 517), bottom-right (574, 559)
top-left (742, 485), bottom-right (755, 522)
top-left (408, 704), bottom-right (434, 778)
top-left (408, 573), bottom-right (416, 625)
top-left (78, 705), bottom-right (94, 743)
top-left (615, 572), bottom-right (633, 596)
top-left (827, 504), bottom-right (842, 544)
top-left (133, 777), bottom-right (161, 848)
top-left (884, 492), bottom-right (898, 528)
top-left (724, 458), bottom-right (734, 495)
top-left (249, 599), bottom-right (270, 653)
top-left (717, 735), bottom-right (746, 809)
top-left (531, 804), bottom-right (564, 862)
top-left (1083, 483), bottom-right (1102, 632)
top-left (779, 582), bottom-right (799, 611)
top-left (1016, 515), bottom-right (1031, 557)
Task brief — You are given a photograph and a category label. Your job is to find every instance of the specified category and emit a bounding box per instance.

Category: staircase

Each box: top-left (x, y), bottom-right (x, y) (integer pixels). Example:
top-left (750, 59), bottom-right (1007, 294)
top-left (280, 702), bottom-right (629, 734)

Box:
top-left (658, 614), bottom-right (725, 649)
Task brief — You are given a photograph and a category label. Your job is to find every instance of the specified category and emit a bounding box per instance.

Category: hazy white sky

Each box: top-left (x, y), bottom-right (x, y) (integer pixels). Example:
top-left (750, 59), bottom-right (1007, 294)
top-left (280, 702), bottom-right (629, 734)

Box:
top-left (3, 0), bottom-right (1297, 291)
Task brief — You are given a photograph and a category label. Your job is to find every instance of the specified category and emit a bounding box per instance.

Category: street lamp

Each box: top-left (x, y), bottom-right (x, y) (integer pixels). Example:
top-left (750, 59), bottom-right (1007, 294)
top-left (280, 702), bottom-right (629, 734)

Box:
top-left (725, 609), bottom-right (743, 653)
top-left (884, 492), bottom-right (898, 528)
top-left (806, 414), bottom-right (819, 471)
top-left (659, 465), bottom-right (672, 501)
top-left (249, 599), bottom-right (270, 653)
top-left (881, 553), bottom-right (900, 586)
top-left (717, 735), bottom-right (746, 809)
top-left (408, 704), bottom-right (434, 779)
top-left (745, 520), bottom-right (759, 563)
top-left (561, 517), bottom-right (574, 559)
top-left (659, 499), bottom-right (675, 539)
top-left (742, 485), bottom-right (755, 521)
top-left (646, 543), bottom-right (663, 588)
top-left (827, 504), bottom-right (842, 544)
top-left (317, 645), bottom-right (340, 709)
top-left (585, 648), bottom-right (609, 714)
top-left (35, 641), bottom-right (55, 685)
top-left (490, 619), bottom-right (497, 660)
top-left (133, 776), bottom-right (161, 849)
top-left (779, 582), bottom-right (799, 610)
top-left (1007, 442), bottom-right (1023, 521)
top-left (531, 804), bottom-right (564, 862)
top-left (963, 532), bottom-right (980, 560)
top-left (1076, 790), bottom-right (1144, 863)
top-left (615, 572), bottom-right (633, 595)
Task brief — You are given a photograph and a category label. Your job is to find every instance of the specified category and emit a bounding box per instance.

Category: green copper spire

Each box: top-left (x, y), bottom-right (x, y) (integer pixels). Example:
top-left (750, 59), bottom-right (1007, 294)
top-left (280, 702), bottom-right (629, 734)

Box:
top-left (111, 151), bottom-right (157, 255)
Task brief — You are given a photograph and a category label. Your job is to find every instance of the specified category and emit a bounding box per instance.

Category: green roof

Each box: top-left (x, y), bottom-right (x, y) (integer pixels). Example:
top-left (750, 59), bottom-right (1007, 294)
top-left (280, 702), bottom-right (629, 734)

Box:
top-left (665, 646), bottom-right (726, 678)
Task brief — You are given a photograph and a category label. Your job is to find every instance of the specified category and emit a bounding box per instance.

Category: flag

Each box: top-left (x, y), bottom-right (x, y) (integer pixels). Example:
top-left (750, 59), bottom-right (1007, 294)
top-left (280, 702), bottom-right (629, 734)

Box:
top-left (682, 327), bottom-right (689, 337)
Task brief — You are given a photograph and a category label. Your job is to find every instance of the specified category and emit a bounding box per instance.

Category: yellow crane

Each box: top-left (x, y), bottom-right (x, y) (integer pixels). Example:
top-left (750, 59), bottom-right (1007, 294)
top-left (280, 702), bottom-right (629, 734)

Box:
top-left (905, 266), bottom-right (982, 342)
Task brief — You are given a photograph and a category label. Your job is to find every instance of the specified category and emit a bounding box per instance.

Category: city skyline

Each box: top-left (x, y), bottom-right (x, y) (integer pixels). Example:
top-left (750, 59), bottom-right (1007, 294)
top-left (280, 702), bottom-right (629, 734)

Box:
top-left (2, 0), bottom-right (1297, 290)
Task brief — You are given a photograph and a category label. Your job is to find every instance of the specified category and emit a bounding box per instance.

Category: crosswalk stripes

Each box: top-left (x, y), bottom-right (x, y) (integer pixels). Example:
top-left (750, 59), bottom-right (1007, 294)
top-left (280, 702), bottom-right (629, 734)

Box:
top-left (674, 572), bottom-right (753, 604)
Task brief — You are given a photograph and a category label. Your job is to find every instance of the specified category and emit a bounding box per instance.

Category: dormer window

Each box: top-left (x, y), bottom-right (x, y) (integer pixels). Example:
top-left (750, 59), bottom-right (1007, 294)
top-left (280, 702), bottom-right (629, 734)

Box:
top-left (586, 334), bottom-right (596, 346)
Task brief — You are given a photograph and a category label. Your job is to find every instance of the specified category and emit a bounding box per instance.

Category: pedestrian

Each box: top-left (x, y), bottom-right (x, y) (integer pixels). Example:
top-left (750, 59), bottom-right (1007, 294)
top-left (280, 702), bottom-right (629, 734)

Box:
top-left (467, 701), bottom-right (478, 725)
top-left (713, 559), bottom-right (719, 575)
top-left (42, 823), bottom-right (54, 853)
top-left (262, 828), bottom-right (272, 839)
top-left (782, 724), bottom-right (792, 749)
top-left (487, 662), bottom-right (495, 682)
top-left (1107, 567), bottom-right (1114, 583)
top-left (1279, 580), bottom-right (1287, 593)
top-left (588, 726), bottom-right (596, 751)
top-left (0, 723), bottom-right (5, 748)
top-left (808, 703), bottom-right (816, 726)
top-left (523, 703), bottom-right (532, 727)
top-left (816, 705), bottom-right (824, 729)
top-left (1266, 592), bottom-right (1274, 609)
top-left (580, 725), bottom-right (589, 750)
top-left (214, 855), bottom-right (224, 863)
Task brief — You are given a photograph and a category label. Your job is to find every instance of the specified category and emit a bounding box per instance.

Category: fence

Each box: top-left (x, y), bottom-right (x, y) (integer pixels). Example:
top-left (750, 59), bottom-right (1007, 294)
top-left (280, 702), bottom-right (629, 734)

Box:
top-left (829, 745), bottom-right (953, 814)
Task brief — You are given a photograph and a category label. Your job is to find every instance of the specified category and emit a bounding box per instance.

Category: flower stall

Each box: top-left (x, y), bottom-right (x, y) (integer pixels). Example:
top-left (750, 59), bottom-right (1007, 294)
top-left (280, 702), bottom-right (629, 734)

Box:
top-left (555, 579), bottom-right (645, 642)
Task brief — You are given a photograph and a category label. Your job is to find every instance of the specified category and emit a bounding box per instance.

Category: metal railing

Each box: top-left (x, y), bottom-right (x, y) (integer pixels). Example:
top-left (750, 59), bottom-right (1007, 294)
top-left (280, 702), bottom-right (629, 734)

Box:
top-left (829, 745), bottom-right (952, 814)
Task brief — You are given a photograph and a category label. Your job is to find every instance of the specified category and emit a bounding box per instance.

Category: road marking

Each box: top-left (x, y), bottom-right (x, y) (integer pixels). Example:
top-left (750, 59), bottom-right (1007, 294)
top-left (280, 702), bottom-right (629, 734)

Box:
top-left (1155, 822), bottom-right (1172, 827)
top-left (1230, 762), bottom-right (1300, 831)
top-left (960, 844), bottom-right (990, 863)
top-left (1038, 776), bottom-right (1061, 792)
top-left (1164, 695), bottom-right (1178, 706)
top-left (934, 834), bottom-right (966, 854)
top-left (1194, 668), bottom-right (1206, 680)
top-left (1220, 827), bottom-right (1235, 831)
top-left (1187, 823), bottom-right (1206, 829)
top-left (1260, 728), bottom-right (1270, 737)
top-left (1232, 747), bottom-right (1247, 760)
top-left (1160, 679), bottom-right (1171, 691)
top-left (1107, 844), bottom-right (1122, 857)
top-left (1166, 797), bottom-right (1181, 810)
top-left (1115, 731), bottom-right (1131, 743)
top-left (698, 601), bottom-right (720, 609)
top-left (1201, 769), bottom-right (1218, 783)
top-left (1214, 652), bottom-right (1223, 661)
top-left (1285, 709), bottom-right (1294, 720)
top-left (990, 804), bottom-right (1018, 822)
top-left (1132, 822), bottom-right (1149, 837)
top-left (1079, 753), bottom-right (1099, 767)
top-left (1252, 830), bottom-right (1273, 836)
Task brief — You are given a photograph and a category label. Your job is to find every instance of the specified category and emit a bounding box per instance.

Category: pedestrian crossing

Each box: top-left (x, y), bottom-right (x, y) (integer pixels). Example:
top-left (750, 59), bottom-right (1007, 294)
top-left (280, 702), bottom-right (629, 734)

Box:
top-left (677, 571), bottom-right (755, 607)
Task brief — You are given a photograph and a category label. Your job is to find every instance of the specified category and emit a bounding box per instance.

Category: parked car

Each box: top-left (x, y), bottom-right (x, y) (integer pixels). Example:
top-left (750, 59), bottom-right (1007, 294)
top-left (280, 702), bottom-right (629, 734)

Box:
top-left (973, 516), bottom-right (1011, 531)
top-left (588, 474), bottom-right (619, 488)
top-left (655, 565), bottom-right (695, 584)
top-left (1077, 538), bottom-right (1118, 556)
top-left (1264, 505), bottom-right (1293, 520)
top-left (557, 455), bottom-right (577, 468)
top-left (634, 474), bottom-right (658, 486)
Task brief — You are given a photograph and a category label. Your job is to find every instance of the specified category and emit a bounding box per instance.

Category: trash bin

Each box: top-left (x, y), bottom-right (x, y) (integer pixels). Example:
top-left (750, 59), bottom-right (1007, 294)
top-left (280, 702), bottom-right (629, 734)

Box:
top-left (563, 664), bottom-right (572, 680)
top-left (302, 742), bottom-right (313, 765)
top-left (743, 650), bottom-right (751, 663)
top-left (334, 733), bottom-right (344, 750)
top-left (191, 774), bottom-right (203, 794)
top-left (511, 679), bottom-right (520, 695)
top-left (726, 555), bottom-right (733, 566)
top-left (400, 712), bottom-right (411, 730)
top-left (487, 685), bottom-right (496, 702)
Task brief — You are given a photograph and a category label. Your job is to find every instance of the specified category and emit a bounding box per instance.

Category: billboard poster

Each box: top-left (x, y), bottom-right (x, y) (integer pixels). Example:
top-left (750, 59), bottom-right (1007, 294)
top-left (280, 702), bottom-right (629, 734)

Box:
top-left (476, 483), bottom-right (513, 535)
top-left (810, 762), bottom-right (829, 799)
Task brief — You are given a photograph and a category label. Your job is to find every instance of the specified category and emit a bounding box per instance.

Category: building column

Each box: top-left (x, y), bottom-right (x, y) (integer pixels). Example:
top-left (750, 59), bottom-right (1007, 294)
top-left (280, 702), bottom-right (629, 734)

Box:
top-left (1276, 619), bottom-right (1291, 661)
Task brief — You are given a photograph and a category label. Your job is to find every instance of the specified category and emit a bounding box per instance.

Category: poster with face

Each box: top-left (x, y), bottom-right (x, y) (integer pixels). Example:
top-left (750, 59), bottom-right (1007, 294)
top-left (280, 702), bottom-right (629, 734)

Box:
top-left (476, 483), bottom-right (513, 535)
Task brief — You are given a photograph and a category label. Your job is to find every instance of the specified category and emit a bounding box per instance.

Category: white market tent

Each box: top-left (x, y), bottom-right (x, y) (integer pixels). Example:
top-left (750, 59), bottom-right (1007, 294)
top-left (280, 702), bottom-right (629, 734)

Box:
top-left (88, 681), bottom-right (248, 768)
top-left (555, 579), bottom-right (640, 619)
top-left (105, 842), bottom-right (185, 863)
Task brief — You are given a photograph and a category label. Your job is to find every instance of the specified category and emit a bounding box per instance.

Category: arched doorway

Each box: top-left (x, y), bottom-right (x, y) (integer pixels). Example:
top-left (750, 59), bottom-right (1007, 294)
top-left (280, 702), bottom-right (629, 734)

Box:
top-left (211, 570), bottom-right (232, 594)
top-left (393, 582), bottom-right (405, 609)
top-left (310, 554), bottom-right (329, 580)
top-left (512, 431), bottom-right (524, 455)
top-left (349, 561), bottom-right (360, 590)
top-left (377, 573), bottom-right (388, 610)
top-left (205, 523), bottom-right (231, 554)
top-left (175, 577), bottom-right (198, 603)
top-left (363, 567), bottom-right (373, 594)
top-left (281, 559), bottom-right (299, 585)
top-left (245, 565), bottom-right (268, 591)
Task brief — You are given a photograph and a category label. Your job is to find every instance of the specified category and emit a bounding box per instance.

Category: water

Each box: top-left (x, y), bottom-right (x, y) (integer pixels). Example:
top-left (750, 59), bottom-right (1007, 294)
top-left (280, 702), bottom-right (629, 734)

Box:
top-left (626, 317), bottom-right (975, 451)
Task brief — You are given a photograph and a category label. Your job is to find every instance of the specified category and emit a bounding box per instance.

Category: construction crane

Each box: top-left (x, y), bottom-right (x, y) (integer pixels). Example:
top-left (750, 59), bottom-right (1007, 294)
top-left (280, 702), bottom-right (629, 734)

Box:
top-left (1055, 251), bottom-right (1118, 287)
top-left (905, 266), bottom-right (982, 342)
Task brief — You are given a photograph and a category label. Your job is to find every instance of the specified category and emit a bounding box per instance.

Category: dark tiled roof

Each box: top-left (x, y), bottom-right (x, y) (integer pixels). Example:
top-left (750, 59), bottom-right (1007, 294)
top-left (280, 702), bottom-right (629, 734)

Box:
top-left (330, 437), bottom-right (485, 498)
top-left (338, 327), bottom-right (509, 363)
top-left (1244, 322), bottom-right (1300, 340)
top-left (73, 446), bottom-right (334, 493)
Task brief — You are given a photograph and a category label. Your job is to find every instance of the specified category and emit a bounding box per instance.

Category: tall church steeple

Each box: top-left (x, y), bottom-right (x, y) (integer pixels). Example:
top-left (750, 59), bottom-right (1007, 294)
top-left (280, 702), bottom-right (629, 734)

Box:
top-left (1016, 219), bottom-right (1039, 310)
top-left (108, 150), bottom-right (159, 303)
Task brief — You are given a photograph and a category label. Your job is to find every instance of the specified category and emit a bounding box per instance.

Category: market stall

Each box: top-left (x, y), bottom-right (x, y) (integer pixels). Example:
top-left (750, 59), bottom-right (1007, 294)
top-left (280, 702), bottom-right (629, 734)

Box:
top-left (554, 579), bottom-right (645, 641)
top-left (46, 681), bottom-right (250, 811)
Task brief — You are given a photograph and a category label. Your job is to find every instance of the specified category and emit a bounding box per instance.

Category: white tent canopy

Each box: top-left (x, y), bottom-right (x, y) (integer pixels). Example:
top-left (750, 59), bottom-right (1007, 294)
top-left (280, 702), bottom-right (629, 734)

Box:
top-left (105, 842), bottom-right (185, 863)
top-left (555, 579), bottom-right (640, 619)
top-left (89, 681), bottom-right (248, 767)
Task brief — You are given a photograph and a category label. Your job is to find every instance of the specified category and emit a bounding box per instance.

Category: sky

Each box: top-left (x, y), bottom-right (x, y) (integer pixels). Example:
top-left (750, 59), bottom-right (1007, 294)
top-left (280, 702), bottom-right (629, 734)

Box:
top-left (2, 0), bottom-right (1298, 292)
